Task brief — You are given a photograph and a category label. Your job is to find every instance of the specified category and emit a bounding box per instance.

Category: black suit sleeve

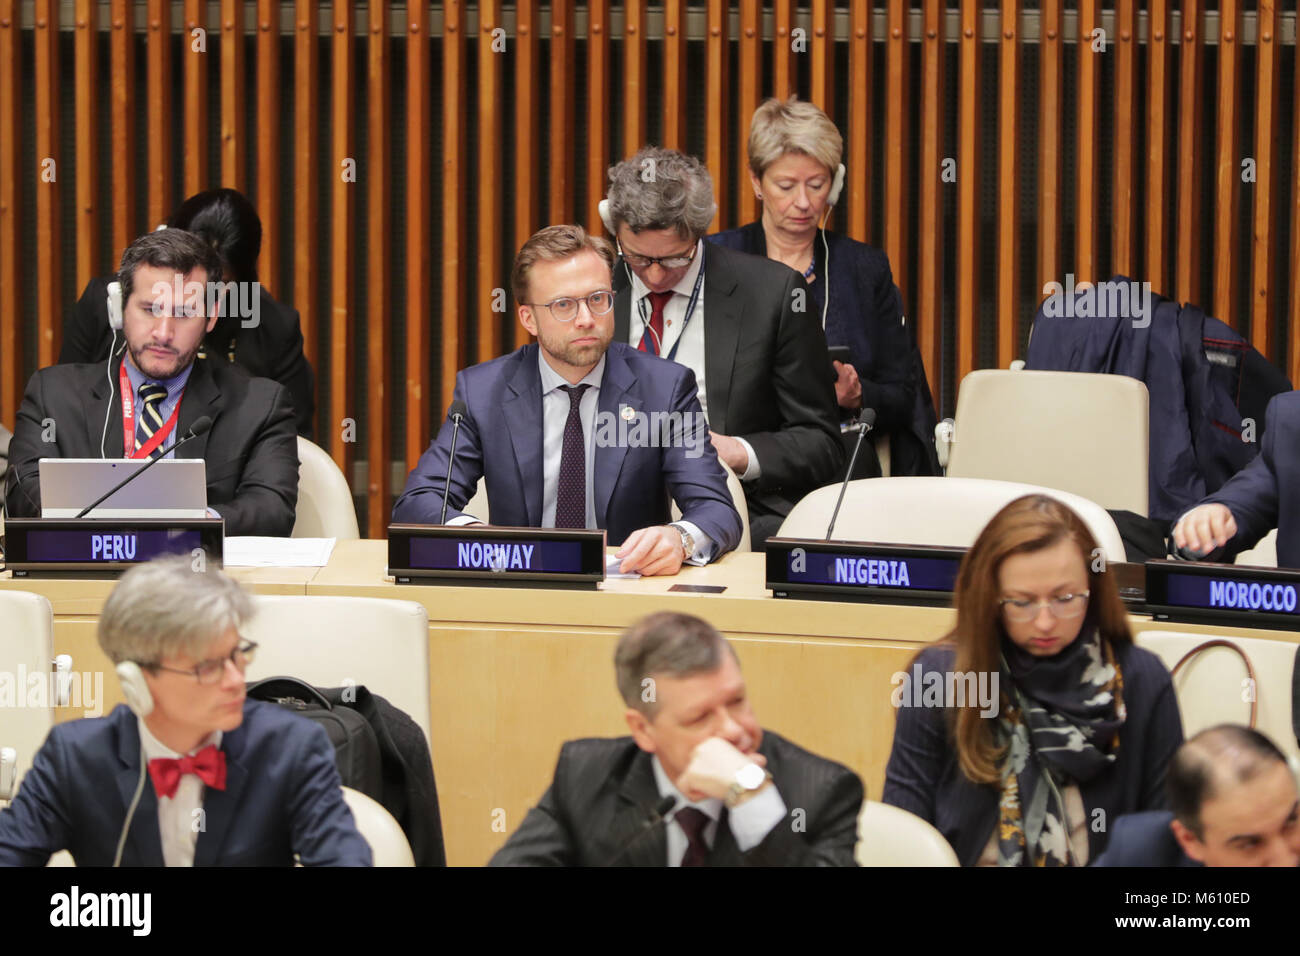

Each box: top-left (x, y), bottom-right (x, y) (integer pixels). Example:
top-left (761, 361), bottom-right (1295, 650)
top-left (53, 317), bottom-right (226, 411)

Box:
top-left (740, 766), bottom-right (863, 867)
top-left (212, 383), bottom-right (300, 536)
top-left (854, 269), bottom-right (913, 432)
top-left (488, 748), bottom-right (577, 866)
top-left (3, 372), bottom-right (56, 518)
top-left (263, 302), bottom-right (316, 439)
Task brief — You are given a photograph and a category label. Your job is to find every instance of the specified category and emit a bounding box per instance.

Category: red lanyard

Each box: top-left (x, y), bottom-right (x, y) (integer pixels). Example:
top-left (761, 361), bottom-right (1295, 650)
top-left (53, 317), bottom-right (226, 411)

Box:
top-left (119, 363), bottom-right (185, 459)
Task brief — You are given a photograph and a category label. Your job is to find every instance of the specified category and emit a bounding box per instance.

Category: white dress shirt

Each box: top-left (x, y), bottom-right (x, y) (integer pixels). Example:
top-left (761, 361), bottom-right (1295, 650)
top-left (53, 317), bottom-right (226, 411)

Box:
top-left (136, 719), bottom-right (223, 867)
top-left (651, 754), bottom-right (787, 865)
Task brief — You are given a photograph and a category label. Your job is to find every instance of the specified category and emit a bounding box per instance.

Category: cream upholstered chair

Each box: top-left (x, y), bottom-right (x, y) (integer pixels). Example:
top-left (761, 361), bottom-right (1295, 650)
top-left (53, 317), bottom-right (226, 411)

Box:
top-left (342, 786), bottom-right (415, 866)
top-left (855, 801), bottom-right (959, 866)
top-left (1235, 529), bottom-right (1278, 568)
top-left (241, 595), bottom-right (431, 746)
top-left (292, 436), bottom-right (360, 540)
top-left (776, 476), bottom-right (1127, 563)
top-left (0, 592), bottom-right (56, 802)
top-left (1135, 630), bottom-right (1299, 766)
top-left (944, 369), bottom-right (1150, 516)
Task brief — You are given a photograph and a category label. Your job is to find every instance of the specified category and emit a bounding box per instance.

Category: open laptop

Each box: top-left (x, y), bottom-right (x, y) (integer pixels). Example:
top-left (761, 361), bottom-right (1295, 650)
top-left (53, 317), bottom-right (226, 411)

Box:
top-left (39, 458), bottom-right (207, 519)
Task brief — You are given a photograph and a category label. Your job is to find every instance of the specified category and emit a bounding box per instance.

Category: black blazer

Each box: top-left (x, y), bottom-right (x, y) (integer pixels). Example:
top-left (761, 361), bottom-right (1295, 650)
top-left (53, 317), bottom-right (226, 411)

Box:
top-left (4, 353), bottom-right (300, 536)
top-left (61, 275), bottom-right (316, 439)
top-left (1091, 811), bottom-right (1201, 867)
top-left (489, 731), bottom-right (864, 866)
top-left (613, 242), bottom-right (844, 523)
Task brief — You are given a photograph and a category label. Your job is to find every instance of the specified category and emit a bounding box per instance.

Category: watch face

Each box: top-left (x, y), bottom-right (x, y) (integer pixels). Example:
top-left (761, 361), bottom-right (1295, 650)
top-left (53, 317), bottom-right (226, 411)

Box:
top-left (736, 763), bottom-right (765, 790)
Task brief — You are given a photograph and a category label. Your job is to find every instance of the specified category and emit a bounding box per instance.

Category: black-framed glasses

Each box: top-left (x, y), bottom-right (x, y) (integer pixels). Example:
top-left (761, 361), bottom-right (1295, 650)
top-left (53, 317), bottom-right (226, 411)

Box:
top-left (998, 591), bottom-right (1090, 623)
top-left (523, 290), bottom-right (615, 322)
top-left (147, 639), bottom-right (259, 685)
top-left (618, 240), bottom-right (698, 271)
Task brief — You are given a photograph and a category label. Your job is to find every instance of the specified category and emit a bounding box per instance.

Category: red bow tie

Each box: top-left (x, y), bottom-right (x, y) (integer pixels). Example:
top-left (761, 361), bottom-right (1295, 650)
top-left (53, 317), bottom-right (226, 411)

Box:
top-left (147, 745), bottom-right (227, 799)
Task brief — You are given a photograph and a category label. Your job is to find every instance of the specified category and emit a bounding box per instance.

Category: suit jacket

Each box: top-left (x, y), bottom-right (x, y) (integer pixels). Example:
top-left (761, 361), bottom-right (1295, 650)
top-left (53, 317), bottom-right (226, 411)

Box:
top-left (391, 342), bottom-right (744, 552)
top-left (1198, 391), bottom-right (1300, 568)
top-left (0, 701), bottom-right (372, 866)
top-left (613, 242), bottom-right (844, 523)
top-left (1091, 811), bottom-right (1201, 867)
top-left (488, 730), bottom-right (863, 866)
top-left (4, 353), bottom-right (299, 536)
top-left (61, 275), bottom-right (316, 438)
top-left (882, 641), bottom-right (1184, 866)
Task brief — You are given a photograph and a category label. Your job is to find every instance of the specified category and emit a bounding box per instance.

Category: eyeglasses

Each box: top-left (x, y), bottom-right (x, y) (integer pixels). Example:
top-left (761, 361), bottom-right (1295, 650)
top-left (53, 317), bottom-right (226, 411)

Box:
top-left (147, 639), bottom-right (259, 685)
top-left (998, 591), bottom-right (1090, 623)
top-left (618, 241), bottom-right (698, 271)
top-left (523, 290), bottom-right (615, 322)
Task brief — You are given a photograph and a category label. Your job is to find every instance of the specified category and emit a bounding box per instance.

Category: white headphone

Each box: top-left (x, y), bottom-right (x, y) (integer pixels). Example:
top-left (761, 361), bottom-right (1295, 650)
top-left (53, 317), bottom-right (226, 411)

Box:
top-left (115, 661), bottom-right (154, 717)
top-left (106, 280), bottom-right (124, 330)
top-left (826, 163), bottom-right (846, 210)
top-left (100, 280), bottom-right (127, 457)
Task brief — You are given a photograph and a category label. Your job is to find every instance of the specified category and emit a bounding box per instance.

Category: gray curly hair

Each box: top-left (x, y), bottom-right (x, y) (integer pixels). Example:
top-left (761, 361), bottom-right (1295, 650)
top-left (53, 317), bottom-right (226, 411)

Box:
top-left (605, 147), bottom-right (718, 241)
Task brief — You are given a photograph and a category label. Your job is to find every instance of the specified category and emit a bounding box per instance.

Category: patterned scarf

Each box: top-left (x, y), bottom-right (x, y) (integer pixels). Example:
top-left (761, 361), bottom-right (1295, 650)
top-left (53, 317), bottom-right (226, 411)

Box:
top-left (995, 628), bottom-right (1126, 867)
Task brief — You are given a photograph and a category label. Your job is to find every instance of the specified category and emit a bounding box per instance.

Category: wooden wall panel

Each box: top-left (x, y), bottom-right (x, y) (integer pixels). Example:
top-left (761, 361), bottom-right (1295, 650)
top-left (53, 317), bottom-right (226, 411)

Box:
top-left (329, 0), bottom-right (353, 469)
top-left (183, 0), bottom-right (207, 199)
top-left (996, 0), bottom-right (1019, 369)
top-left (1075, 0), bottom-right (1099, 283)
top-left (810, 0), bottom-right (834, 120)
top-left (1146, 0), bottom-right (1171, 297)
top-left (441, 0), bottom-right (465, 412)
top-left (916, 0), bottom-right (943, 410)
top-left (662, 0), bottom-right (686, 151)
top-left (1250, 0), bottom-right (1281, 358)
top-left (884, 0), bottom-right (910, 304)
top-left (772, 0), bottom-right (794, 101)
top-left (255, 0), bottom-right (279, 292)
top-left (74, 0), bottom-right (97, 293)
top-left (34, 0), bottom-right (60, 366)
top-left (477, 0), bottom-right (502, 363)
top-left (547, 2), bottom-right (574, 223)
top-left (846, 0), bottom-right (871, 245)
top-left (0, 0), bottom-right (19, 422)
top-left (1213, 0), bottom-right (1242, 328)
top-left (220, 0), bottom-right (245, 191)
top-left (704, 0), bottom-right (728, 233)
top-left (513, 0), bottom-right (539, 350)
top-left (736, 2), bottom-right (762, 229)
top-left (1037, 0), bottom-right (1063, 295)
top-left (109, 0), bottom-right (134, 264)
top-left (366, 0), bottom-right (390, 538)
top-left (293, 0), bottom-right (318, 382)
top-left (955, 0), bottom-right (979, 386)
top-left (1112, 0), bottom-right (1138, 279)
top-left (586, 0), bottom-right (610, 236)
top-left (406, 0), bottom-right (432, 467)
top-left (1176, 0), bottom-right (1205, 307)
top-left (620, 0), bottom-right (645, 162)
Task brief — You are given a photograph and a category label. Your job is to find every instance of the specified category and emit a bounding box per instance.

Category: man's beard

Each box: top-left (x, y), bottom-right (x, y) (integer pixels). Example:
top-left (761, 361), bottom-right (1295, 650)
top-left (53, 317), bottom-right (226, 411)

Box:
top-left (538, 329), bottom-right (611, 370)
top-left (128, 342), bottom-right (200, 380)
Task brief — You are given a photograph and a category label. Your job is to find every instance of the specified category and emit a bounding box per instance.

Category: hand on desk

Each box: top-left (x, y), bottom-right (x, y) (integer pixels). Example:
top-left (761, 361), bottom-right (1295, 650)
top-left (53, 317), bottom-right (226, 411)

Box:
top-left (615, 525), bottom-right (686, 576)
top-left (1172, 504), bottom-right (1237, 557)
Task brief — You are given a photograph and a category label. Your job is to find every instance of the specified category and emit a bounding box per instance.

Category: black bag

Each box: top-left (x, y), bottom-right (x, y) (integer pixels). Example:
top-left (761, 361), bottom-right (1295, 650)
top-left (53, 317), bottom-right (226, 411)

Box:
top-left (246, 676), bottom-right (385, 802)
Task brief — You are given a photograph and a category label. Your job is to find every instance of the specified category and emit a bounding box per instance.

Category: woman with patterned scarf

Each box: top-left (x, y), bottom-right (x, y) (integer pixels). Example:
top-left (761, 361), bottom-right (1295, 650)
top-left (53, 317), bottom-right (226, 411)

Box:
top-left (882, 495), bottom-right (1185, 866)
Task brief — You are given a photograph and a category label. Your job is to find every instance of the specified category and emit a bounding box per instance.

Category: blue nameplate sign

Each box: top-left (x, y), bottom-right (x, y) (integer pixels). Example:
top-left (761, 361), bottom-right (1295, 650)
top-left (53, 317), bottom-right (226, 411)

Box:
top-left (765, 538), bottom-right (964, 605)
top-left (387, 524), bottom-right (606, 589)
top-left (1145, 559), bottom-right (1300, 631)
top-left (2, 518), bottom-right (224, 577)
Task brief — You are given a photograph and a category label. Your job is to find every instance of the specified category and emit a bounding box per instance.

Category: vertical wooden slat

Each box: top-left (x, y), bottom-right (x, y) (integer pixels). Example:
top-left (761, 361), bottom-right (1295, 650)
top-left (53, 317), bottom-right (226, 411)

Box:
top-left (293, 0), bottom-right (318, 379)
top-left (736, 2), bottom-right (762, 227)
top-left (1250, 0), bottom-right (1281, 360)
top-left (1112, 0), bottom-right (1138, 278)
top-left (1037, 0), bottom-right (1063, 296)
top-left (367, 0), bottom-right (390, 537)
top-left (548, 2), bottom-right (574, 222)
top-left (220, 0), bottom-right (245, 191)
top-left (34, 0), bottom-right (60, 366)
top-left (586, 0), bottom-right (610, 236)
top-left (405, 0), bottom-right (432, 471)
top-left (916, 0), bottom-right (943, 412)
top-left (477, 0), bottom-right (502, 365)
top-left (183, 0), bottom-right (208, 199)
top-left (772, 0), bottom-right (794, 100)
top-left (513, 0), bottom-right (538, 350)
top-left (147, 0), bottom-right (172, 229)
top-left (662, 0), bottom-right (686, 151)
top-left (996, 0), bottom-right (1019, 369)
top-left (846, 0), bottom-right (871, 244)
top-left (1213, 0), bottom-right (1242, 327)
top-left (883, 0), bottom-right (910, 303)
top-left (1291, 7), bottom-right (1300, 385)
top-left (74, 0), bottom-right (98, 291)
top-left (255, 0), bottom-right (279, 292)
top-left (1175, 0), bottom-right (1204, 307)
top-left (956, 0), bottom-right (979, 385)
top-left (1145, 0), bottom-right (1171, 297)
top-left (704, 0), bottom-right (728, 232)
top-left (809, 0), bottom-right (834, 121)
top-left (1075, 0), bottom-right (1099, 283)
top-left (110, 0), bottom-right (135, 263)
top-left (621, 0), bottom-right (646, 161)
top-left (0, 0), bottom-right (20, 422)
top-left (329, 0), bottom-right (353, 469)
top-left (441, 0), bottom-right (466, 411)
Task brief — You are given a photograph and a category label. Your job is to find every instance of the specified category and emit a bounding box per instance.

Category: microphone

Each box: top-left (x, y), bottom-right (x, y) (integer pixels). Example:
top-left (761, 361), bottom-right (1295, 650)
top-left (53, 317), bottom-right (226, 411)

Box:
top-left (825, 408), bottom-right (877, 541)
top-left (440, 400), bottom-right (468, 525)
top-left (602, 795), bottom-right (677, 867)
top-left (76, 416), bottom-right (214, 519)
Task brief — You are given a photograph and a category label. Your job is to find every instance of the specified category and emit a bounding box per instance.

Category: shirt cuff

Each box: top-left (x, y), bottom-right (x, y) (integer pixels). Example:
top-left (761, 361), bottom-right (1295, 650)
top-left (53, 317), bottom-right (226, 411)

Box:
top-left (205, 507), bottom-right (221, 519)
top-left (735, 437), bottom-right (761, 482)
top-left (446, 513), bottom-right (484, 527)
top-left (674, 520), bottom-right (715, 566)
top-left (728, 783), bottom-right (788, 852)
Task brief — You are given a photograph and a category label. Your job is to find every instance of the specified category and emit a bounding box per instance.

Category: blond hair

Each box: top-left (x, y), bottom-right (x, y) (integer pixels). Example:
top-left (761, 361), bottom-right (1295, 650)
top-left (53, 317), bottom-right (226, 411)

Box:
top-left (748, 96), bottom-right (843, 179)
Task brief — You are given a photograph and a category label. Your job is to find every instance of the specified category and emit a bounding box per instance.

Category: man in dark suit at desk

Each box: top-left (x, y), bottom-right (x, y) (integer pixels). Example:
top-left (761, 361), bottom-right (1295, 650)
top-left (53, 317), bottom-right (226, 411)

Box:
top-left (392, 225), bottom-right (743, 576)
top-left (0, 557), bottom-right (370, 866)
top-left (603, 147), bottom-right (844, 546)
top-left (490, 612), bottom-right (864, 866)
top-left (4, 229), bottom-right (300, 536)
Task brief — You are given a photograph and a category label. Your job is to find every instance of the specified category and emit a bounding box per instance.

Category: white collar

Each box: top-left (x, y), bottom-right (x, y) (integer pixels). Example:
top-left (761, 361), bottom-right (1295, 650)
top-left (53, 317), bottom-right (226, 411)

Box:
top-left (137, 717), bottom-right (223, 763)
top-left (536, 350), bottom-right (606, 396)
top-left (651, 754), bottom-right (722, 822)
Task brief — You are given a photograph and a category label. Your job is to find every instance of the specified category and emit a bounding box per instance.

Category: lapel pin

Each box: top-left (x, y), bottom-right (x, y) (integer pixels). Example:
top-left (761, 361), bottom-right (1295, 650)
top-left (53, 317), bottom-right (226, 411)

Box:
top-left (620, 405), bottom-right (636, 422)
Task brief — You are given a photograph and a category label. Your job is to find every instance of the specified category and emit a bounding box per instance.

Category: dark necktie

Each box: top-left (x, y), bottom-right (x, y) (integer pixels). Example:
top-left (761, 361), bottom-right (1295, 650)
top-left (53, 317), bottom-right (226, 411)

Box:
top-left (136, 383), bottom-right (169, 459)
top-left (638, 291), bottom-right (674, 356)
top-left (554, 384), bottom-right (591, 528)
top-left (675, 806), bottom-right (711, 866)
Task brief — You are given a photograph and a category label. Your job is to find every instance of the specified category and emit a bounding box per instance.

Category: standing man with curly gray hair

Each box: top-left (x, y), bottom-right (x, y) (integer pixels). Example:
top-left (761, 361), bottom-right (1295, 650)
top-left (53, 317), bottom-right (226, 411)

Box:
top-left (602, 147), bottom-right (844, 546)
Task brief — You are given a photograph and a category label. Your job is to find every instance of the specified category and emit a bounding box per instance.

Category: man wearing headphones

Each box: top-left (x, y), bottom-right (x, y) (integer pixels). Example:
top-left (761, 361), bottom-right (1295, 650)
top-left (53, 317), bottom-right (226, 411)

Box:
top-left (3, 228), bottom-right (299, 536)
top-left (0, 556), bottom-right (370, 866)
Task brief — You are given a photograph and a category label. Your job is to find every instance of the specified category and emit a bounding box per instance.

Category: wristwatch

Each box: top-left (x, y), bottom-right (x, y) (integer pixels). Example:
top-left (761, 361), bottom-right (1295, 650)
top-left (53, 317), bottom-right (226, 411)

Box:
top-left (669, 522), bottom-right (696, 560)
top-left (724, 762), bottom-right (771, 808)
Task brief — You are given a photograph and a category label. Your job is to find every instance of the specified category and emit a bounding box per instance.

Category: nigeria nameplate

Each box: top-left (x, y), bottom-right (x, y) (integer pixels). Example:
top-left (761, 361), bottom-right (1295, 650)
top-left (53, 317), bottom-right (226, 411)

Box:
top-left (765, 538), bottom-right (964, 605)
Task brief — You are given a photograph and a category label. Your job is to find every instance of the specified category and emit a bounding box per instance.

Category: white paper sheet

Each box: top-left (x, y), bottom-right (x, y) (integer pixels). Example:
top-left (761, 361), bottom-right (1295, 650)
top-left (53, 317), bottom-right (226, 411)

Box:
top-left (222, 537), bottom-right (337, 568)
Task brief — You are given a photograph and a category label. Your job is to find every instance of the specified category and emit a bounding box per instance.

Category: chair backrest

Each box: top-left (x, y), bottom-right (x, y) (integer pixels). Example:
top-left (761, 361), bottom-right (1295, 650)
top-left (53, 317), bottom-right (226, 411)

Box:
top-left (0, 592), bottom-right (55, 800)
top-left (947, 369), bottom-right (1150, 516)
top-left (1135, 630), bottom-right (1299, 766)
top-left (1236, 529), bottom-right (1278, 568)
top-left (293, 436), bottom-right (360, 540)
top-left (777, 476), bottom-right (1127, 563)
top-left (341, 786), bottom-right (415, 866)
top-left (855, 800), bottom-right (959, 866)
top-left (241, 595), bottom-right (431, 745)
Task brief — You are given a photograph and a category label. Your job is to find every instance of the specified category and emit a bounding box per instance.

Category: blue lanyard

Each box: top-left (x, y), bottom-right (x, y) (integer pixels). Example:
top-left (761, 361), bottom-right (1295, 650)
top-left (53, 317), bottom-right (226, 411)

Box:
top-left (636, 256), bottom-right (706, 362)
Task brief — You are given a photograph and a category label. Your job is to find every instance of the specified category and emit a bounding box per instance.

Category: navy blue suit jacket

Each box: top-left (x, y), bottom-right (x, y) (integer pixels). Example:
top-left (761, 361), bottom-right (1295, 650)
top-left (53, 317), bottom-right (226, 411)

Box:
top-left (0, 701), bottom-right (371, 866)
top-left (1092, 811), bottom-right (1201, 867)
top-left (391, 343), bottom-right (744, 552)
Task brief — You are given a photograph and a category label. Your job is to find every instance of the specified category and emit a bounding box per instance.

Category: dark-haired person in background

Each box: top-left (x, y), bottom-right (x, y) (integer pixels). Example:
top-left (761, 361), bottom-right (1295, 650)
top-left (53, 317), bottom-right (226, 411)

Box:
top-left (1094, 725), bottom-right (1300, 867)
top-left (59, 188), bottom-right (316, 438)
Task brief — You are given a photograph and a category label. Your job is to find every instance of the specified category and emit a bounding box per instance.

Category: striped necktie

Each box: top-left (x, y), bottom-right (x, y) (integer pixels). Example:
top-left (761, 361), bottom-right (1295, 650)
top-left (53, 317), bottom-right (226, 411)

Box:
top-left (136, 383), bottom-right (169, 459)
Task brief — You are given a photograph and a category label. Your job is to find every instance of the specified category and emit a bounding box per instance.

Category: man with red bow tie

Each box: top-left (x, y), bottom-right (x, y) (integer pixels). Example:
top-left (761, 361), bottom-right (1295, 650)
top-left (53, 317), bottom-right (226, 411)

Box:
top-left (0, 556), bottom-right (371, 866)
